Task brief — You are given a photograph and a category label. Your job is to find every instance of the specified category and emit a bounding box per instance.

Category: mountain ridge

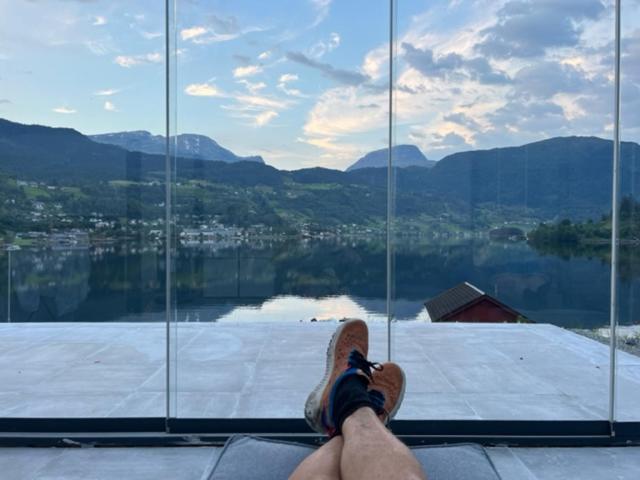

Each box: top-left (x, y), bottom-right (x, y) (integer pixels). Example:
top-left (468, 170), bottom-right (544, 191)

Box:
top-left (2, 118), bottom-right (640, 230)
top-left (347, 144), bottom-right (435, 171)
top-left (90, 130), bottom-right (265, 164)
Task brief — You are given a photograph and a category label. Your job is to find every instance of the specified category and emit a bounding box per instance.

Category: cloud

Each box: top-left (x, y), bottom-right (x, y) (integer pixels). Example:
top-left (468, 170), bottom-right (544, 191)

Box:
top-left (431, 131), bottom-right (472, 150)
top-left (303, 86), bottom-right (387, 138)
top-left (443, 112), bottom-right (482, 130)
top-left (94, 88), bottom-right (119, 96)
top-left (286, 51), bottom-right (369, 86)
top-left (254, 110), bottom-right (278, 126)
top-left (103, 101), bottom-right (116, 112)
top-left (180, 14), bottom-right (262, 44)
top-left (233, 54), bottom-right (252, 65)
top-left (209, 14), bottom-right (241, 35)
top-left (53, 106), bottom-right (76, 114)
top-left (476, 0), bottom-right (606, 59)
top-left (279, 73), bottom-right (299, 83)
top-left (277, 73), bottom-right (305, 97)
top-left (184, 83), bottom-right (223, 97)
top-left (0, 99), bottom-right (11, 104)
top-left (402, 42), bottom-right (510, 84)
top-left (310, 0), bottom-right (333, 28)
top-left (233, 94), bottom-right (289, 110)
top-left (258, 51), bottom-right (272, 60)
top-left (233, 65), bottom-right (263, 78)
top-left (141, 31), bottom-right (162, 40)
top-left (513, 61), bottom-right (590, 98)
top-left (362, 45), bottom-right (388, 80)
top-left (181, 26), bottom-right (207, 41)
top-left (92, 16), bottom-right (107, 26)
top-left (114, 52), bottom-right (162, 67)
top-left (488, 99), bottom-right (568, 137)
top-left (237, 79), bottom-right (267, 94)
top-left (310, 32), bottom-right (340, 58)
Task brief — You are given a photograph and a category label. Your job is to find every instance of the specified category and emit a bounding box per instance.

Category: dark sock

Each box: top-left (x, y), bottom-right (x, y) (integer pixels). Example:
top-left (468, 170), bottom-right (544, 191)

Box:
top-left (332, 374), bottom-right (374, 434)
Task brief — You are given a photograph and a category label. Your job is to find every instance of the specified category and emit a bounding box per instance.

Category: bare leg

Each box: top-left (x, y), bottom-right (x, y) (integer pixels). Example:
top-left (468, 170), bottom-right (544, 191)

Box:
top-left (289, 435), bottom-right (343, 480)
top-left (340, 407), bottom-right (426, 480)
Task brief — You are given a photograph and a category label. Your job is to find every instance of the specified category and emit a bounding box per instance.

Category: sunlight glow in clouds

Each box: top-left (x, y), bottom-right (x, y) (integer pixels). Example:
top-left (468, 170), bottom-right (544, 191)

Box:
top-left (233, 65), bottom-right (263, 78)
top-left (254, 110), bottom-right (278, 126)
top-left (2, 0), bottom-right (639, 170)
top-left (53, 107), bottom-right (77, 114)
top-left (184, 83), bottom-right (223, 97)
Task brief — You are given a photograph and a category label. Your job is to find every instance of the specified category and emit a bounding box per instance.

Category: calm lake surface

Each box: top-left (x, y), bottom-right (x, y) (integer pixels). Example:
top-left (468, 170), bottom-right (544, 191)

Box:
top-left (2, 239), bottom-right (638, 328)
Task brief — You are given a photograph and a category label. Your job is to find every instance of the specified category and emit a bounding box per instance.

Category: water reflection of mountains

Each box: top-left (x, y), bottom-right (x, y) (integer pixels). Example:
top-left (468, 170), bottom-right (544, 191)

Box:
top-left (1, 240), bottom-right (638, 328)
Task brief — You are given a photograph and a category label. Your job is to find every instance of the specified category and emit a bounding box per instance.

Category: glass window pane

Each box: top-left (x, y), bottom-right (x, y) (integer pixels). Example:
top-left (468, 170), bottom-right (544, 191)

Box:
top-left (0, 0), bottom-right (166, 417)
top-left (615, 0), bottom-right (640, 422)
top-left (391, 0), bottom-right (625, 421)
top-left (169, 0), bottom-right (390, 418)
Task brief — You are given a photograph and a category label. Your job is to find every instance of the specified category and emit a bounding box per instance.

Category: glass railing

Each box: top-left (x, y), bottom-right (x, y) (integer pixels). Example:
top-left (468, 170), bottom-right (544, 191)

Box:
top-left (0, 0), bottom-right (637, 428)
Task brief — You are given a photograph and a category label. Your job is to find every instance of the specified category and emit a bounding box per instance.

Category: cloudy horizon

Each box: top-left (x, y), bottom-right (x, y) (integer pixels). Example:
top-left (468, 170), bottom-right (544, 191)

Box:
top-left (0, 0), bottom-right (638, 170)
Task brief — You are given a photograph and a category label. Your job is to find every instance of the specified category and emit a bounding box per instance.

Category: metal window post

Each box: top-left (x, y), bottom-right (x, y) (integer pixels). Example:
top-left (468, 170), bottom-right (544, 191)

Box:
top-left (165, 0), bottom-right (172, 429)
top-left (608, 0), bottom-right (622, 434)
top-left (386, 0), bottom-right (395, 362)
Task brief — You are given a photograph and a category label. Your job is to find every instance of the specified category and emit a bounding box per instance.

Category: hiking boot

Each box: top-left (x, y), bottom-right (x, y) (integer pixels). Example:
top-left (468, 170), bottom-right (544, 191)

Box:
top-left (368, 362), bottom-right (406, 425)
top-left (304, 319), bottom-right (381, 436)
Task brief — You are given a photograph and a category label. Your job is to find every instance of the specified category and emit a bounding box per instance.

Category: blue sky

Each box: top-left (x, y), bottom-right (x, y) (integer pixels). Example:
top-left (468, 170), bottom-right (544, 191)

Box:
top-left (0, 0), bottom-right (639, 170)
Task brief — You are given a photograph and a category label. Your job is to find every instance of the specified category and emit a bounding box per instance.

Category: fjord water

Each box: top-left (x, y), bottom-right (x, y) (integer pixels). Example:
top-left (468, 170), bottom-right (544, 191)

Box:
top-left (2, 239), bottom-right (637, 329)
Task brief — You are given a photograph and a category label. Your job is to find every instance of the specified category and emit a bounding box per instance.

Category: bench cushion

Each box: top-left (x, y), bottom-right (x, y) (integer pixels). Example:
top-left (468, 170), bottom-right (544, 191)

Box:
top-left (207, 435), bottom-right (501, 480)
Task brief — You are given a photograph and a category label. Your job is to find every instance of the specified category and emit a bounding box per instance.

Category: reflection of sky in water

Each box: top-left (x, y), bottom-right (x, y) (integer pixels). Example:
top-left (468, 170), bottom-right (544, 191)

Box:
top-left (217, 295), bottom-right (385, 323)
top-left (214, 295), bottom-right (429, 323)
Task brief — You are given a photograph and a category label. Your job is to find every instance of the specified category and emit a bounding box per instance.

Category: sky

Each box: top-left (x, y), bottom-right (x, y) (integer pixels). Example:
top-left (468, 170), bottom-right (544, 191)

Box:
top-left (0, 0), bottom-right (639, 170)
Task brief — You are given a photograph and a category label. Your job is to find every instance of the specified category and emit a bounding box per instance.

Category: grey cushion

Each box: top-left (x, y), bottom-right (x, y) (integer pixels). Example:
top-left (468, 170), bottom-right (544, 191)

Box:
top-left (207, 435), bottom-right (501, 480)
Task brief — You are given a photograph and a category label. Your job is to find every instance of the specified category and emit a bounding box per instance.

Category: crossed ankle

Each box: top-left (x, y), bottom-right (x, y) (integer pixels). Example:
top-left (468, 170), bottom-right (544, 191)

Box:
top-left (342, 406), bottom-right (382, 432)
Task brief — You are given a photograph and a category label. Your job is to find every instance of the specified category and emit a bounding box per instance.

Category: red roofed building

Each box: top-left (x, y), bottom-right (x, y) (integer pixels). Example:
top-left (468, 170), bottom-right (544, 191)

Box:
top-left (424, 282), bottom-right (528, 323)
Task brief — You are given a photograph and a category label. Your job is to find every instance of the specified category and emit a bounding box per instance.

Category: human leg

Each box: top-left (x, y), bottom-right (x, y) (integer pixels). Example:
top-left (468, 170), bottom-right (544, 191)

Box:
top-left (340, 407), bottom-right (426, 480)
top-left (289, 435), bottom-right (343, 480)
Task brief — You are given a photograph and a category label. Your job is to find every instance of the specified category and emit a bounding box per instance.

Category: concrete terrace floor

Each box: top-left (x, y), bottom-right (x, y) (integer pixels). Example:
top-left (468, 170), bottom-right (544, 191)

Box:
top-left (0, 322), bottom-right (639, 420)
top-left (1, 446), bottom-right (640, 480)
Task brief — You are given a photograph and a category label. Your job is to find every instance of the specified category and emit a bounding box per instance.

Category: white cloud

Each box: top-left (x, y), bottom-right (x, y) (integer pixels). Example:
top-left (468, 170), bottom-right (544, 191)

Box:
top-left (279, 73), bottom-right (299, 83)
top-left (233, 94), bottom-right (289, 110)
top-left (184, 83), bottom-right (223, 97)
top-left (180, 26), bottom-right (207, 41)
top-left (310, 32), bottom-right (341, 58)
top-left (258, 51), bottom-right (272, 60)
top-left (92, 16), bottom-right (107, 26)
top-left (254, 110), bottom-right (278, 126)
top-left (53, 106), bottom-right (76, 114)
top-left (362, 45), bottom-right (389, 80)
top-left (94, 88), bottom-right (119, 96)
top-left (179, 20), bottom-right (263, 45)
top-left (104, 101), bottom-right (117, 112)
top-left (277, 74), bottom-right (305, 97)
top-left (233, 65), bottom-right (263, 78)
top-left (237, 80), bottom-right (267, 94)
top-left (114, 52), bottom-right (162, 67)
top-left (141, 31), bottom-right (162, 40)
top-left (310, 0), bottom-right (333, 28)
top-left (303, 86), bottom-right (386, 138)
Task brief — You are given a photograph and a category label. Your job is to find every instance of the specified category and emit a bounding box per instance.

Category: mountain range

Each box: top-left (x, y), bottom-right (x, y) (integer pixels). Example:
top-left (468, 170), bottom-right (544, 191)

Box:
top-left (346, 144), bottom-right (435, 171)
top-left (1, 118), bottom-right (640, 230)
top-left (90, 130), bottom-right (265, 164)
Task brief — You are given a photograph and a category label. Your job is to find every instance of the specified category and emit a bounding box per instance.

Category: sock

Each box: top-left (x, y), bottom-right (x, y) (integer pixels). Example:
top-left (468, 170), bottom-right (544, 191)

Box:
top-left (331, 374), bottom-right (374, 434)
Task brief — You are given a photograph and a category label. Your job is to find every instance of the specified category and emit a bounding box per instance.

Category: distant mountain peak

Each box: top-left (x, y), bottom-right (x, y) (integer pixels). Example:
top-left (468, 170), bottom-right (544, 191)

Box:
top-left (89, 130), bottom-right (264, 164)
top-left (347, 144), bottom-right (435, 171)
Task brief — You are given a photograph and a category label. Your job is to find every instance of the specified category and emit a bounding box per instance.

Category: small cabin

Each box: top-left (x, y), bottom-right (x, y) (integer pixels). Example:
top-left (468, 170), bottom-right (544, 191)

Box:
top-left (425, 282), bottom-right (527, 323)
